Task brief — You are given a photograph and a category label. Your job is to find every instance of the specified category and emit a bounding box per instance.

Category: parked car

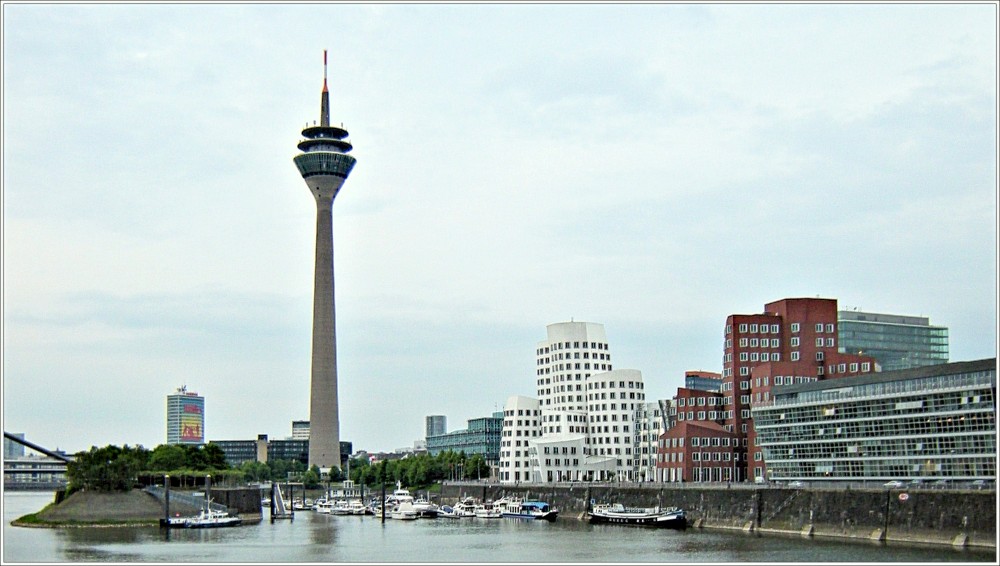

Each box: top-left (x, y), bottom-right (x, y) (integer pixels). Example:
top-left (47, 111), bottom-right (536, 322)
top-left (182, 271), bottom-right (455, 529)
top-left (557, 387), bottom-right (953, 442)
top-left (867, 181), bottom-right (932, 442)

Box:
top-left (884, 480), bottom-right (905, 488)
top-left (788, 481), bottom-right (805, 488)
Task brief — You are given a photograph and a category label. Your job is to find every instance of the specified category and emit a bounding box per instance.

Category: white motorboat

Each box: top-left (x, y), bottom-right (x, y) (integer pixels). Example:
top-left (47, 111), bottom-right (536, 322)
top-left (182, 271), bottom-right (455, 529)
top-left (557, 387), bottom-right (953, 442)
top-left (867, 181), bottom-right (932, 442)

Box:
top-left (412, 497), bottom-right (439, 518)
top-left (474, 501), bottom-right (502, 519)
top-left (390, 502), bottom-right (419, 520)
top-left (451, 497), bottom-right (477, 518)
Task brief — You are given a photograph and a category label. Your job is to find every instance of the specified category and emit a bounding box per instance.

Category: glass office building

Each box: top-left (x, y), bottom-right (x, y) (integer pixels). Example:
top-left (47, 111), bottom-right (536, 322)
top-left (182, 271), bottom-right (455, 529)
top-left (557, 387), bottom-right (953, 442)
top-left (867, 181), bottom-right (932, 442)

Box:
top-left (838, 310), bottom-right (949, 371)
top-left (753, 358), bottom-right (995, 482)
top-left (426, 412), bottom-right (503, 465)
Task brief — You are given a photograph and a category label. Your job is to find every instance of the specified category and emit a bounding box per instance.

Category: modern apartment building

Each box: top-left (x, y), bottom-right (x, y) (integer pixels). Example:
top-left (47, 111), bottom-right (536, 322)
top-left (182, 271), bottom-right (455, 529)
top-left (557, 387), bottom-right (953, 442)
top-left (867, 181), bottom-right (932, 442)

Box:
top-left (753, 358), bottom-right (996, 482)
top-left (838, 310), bottom-right (949, 371)
top-left (166, 386), bottom-right (204, 445)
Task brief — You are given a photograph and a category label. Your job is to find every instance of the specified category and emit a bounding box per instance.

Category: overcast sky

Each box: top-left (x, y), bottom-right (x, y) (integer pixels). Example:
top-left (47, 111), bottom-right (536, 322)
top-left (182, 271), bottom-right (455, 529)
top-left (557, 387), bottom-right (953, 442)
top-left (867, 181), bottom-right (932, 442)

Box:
top-left (3, 3), bottom-right (997, 456)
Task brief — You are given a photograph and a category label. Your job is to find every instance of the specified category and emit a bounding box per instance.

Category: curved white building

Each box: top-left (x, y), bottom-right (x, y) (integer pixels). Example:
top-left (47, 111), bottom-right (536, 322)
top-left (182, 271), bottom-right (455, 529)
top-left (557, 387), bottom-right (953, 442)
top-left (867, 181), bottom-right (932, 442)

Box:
top-left (498, 395), bottom-right (540, 483)
top-left (536, 321), bottom-right (612, 412)
top-left (500, 321), bottom-right (649, 483)
top-left (586, 369), bottom-right (647, 482)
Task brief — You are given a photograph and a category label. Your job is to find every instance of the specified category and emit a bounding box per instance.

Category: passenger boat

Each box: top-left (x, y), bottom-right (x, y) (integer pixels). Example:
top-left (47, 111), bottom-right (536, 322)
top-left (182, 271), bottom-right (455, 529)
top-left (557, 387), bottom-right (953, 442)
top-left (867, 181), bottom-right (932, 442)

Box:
top-left (438, 505), bottom-right (460, 518)
top-left (500, 499), bottom-right (559, 521)
top-left (587, 503), bottom-right (686, 529)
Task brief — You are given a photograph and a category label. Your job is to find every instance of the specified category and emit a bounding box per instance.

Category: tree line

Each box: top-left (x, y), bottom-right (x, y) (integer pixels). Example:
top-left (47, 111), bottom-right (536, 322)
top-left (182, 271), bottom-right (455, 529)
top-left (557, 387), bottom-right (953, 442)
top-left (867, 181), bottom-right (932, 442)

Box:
top-left (66, 443), bottom-right (491, 493)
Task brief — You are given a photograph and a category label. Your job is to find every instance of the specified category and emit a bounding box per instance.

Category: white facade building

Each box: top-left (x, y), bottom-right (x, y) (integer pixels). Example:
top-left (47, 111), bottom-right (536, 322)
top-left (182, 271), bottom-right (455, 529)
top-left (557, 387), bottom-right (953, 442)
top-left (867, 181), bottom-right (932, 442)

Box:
top-left (499, 395), bottom-right (540, 482)
top-left (500, 321), bottom-right (651, 483)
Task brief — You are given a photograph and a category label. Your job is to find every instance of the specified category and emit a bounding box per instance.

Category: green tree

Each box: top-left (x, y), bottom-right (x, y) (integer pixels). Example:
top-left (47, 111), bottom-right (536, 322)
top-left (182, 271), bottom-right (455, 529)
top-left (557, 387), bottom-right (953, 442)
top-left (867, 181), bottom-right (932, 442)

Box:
top-left (148, 444), bottom-right (186, 471)
top-left (67, 444), bottom-right (150, 492)
top-left (302, 468), bottom-right (321, 489)
top-left (202, 443), bottom-right (229, 470)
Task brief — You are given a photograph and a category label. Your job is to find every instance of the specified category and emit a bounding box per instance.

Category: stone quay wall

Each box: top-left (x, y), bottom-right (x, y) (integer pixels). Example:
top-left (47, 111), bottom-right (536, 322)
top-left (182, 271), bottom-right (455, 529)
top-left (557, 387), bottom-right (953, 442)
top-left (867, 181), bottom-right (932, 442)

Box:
top-left (439, 483), bottom-right (996, 549)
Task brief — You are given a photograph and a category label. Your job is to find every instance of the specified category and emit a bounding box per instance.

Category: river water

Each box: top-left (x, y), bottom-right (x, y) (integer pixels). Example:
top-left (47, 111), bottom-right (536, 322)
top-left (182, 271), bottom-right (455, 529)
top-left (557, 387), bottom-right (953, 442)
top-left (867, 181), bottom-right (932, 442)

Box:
top-left (3, 491), bottom-right (994, 563)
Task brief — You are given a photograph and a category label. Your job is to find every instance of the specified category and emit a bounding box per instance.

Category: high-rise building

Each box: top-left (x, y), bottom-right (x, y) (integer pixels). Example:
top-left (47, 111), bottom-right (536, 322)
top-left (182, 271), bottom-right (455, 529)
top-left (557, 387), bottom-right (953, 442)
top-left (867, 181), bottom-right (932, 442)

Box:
top-left (426, 415), bottom-right (447, 438)
top-left (166, 386), bottom-right (204, 445)
top-left (293, 50), bottom-right (357, 470)
top-left (838, 310), bottom-right (949, 371)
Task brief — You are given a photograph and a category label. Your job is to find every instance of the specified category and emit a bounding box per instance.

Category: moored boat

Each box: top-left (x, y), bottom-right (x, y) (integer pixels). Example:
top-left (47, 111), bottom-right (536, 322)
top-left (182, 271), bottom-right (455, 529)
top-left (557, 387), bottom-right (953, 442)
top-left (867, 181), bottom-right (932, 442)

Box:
top-left (587, 503), bottom-right (686, 529)
top-left (473, 500), bottom-right (502, 519)
top-left (450, 497), bottom-right (477, 518)
top-left (181, 506), bottom-right (243, 529)
top-left (501, 499), bottom-right (558, 521)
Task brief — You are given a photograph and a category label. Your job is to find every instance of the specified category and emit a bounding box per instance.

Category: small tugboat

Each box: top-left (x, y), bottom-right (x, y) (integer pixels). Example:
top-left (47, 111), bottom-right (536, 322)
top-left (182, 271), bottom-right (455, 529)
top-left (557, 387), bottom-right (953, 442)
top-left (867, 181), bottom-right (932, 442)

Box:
top-left (587, 503), bottom-right (686, 529)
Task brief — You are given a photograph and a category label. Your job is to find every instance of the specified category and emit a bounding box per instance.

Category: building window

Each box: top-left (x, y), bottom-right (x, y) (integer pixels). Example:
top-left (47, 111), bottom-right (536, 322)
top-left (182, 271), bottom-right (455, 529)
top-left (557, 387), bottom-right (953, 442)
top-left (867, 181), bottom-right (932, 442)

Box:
top-left (771, 324), bottom-right (779, 333)
top-left (815, 323), bottom-right (824, 332)
top-left (750, 324), bottom-right (758, 333)
top-left (826, 323), bottom-right (834, 333)
top-left (791, 352), bottom-right (799, 361)
top-left (862, 362), bottom-right (870, 371)
top-left (791, 337), bottom-right (799, 347)
top-left (816, 338), bottom-right (824, 347)
top-left (739, 324), bottom-right (748, 332)
top-left (827, 338), bottom-right (835, 347)
top-left (791, 323), bottom-right (800, 333)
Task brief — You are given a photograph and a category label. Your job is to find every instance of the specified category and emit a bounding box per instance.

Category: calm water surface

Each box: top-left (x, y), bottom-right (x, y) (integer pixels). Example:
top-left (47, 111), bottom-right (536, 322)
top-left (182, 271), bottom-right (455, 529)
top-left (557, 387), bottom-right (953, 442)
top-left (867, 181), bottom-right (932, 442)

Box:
top-left (3, 491), bottom-right (995, 563)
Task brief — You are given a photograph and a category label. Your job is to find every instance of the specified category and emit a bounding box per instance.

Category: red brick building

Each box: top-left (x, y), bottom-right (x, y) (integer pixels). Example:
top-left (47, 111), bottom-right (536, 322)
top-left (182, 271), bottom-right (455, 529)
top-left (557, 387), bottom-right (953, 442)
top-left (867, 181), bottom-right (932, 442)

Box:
top-left (657, 297), bottom-right (877, 483)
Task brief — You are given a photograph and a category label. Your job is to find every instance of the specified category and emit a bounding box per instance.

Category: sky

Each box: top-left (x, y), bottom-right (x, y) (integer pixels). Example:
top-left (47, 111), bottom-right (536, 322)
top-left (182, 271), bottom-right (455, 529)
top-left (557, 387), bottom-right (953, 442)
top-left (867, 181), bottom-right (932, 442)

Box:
top-left (2, 2), bottom-right (997, 456)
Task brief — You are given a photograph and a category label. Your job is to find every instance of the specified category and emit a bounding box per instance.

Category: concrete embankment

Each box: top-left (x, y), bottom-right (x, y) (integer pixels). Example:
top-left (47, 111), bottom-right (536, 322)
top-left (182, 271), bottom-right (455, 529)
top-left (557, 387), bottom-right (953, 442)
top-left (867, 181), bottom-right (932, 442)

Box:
top-left (439, 483), bottom-right (996, 549)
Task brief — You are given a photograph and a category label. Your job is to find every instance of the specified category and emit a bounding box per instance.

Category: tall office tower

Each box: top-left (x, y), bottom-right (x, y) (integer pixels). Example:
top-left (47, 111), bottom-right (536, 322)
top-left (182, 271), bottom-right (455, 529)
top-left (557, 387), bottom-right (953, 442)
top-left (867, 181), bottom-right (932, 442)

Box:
top-left (293, 51), bottom-right (357, 470)
top-left (166, 386), bottom-right (205, 445)
top-left (838, 310), bottom-right (949, 371)
top-left (426, 415), bottom-right (447, 438)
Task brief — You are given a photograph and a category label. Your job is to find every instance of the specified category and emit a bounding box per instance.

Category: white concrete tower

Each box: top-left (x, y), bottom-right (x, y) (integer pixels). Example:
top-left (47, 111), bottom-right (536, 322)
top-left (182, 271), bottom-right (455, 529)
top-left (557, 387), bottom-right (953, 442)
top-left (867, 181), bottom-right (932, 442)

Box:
top-left (293, 50), bottom-right (357, 470)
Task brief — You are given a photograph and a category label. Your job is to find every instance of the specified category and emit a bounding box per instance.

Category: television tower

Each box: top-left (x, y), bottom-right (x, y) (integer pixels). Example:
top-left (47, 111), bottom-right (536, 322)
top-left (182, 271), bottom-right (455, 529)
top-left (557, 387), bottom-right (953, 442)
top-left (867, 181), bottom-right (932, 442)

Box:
top-left (293, 50), bottom-right (356, 471)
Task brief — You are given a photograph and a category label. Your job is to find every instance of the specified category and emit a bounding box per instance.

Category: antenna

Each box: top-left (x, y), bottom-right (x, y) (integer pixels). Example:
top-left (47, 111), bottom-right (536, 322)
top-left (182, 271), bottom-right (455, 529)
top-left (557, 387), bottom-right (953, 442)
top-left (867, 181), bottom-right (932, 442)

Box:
top-left (323, 49), bottom-right (328, 92)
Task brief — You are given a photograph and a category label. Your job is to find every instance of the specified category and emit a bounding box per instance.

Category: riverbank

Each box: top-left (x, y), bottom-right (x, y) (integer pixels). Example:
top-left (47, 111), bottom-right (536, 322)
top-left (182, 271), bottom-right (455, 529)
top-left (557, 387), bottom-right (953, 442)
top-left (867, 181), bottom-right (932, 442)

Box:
top-left (11, 489), bottom-right (203, 528)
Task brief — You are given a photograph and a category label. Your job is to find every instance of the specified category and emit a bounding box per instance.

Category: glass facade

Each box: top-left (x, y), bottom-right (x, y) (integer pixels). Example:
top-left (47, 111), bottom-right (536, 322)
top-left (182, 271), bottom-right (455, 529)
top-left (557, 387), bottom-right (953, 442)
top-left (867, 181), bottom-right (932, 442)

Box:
top-left (427, 413), bottom-right (503, 464)
top-left (838, 311), bottom-right (949, 371)
top-left (753, 359), bottom-right (996, 482)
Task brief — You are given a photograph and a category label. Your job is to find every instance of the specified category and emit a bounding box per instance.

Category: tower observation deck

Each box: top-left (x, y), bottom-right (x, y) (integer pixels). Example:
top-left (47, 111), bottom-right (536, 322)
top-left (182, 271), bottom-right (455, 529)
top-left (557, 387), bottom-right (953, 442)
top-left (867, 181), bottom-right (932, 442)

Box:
top-left (293, 50), bottom-right (356, 471)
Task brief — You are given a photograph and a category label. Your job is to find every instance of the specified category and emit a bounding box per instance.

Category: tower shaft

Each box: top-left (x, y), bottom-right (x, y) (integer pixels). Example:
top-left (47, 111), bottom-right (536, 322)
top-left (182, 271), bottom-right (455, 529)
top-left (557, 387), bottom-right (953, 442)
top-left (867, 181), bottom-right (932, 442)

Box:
top-left (308, 195), bottom-right (339, 469)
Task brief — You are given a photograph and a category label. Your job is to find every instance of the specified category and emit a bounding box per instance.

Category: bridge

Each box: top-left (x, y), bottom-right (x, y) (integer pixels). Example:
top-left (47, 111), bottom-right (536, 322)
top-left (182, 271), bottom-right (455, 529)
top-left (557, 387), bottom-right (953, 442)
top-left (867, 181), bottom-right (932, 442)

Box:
top-left (3, 431), bottom-right (70, 490)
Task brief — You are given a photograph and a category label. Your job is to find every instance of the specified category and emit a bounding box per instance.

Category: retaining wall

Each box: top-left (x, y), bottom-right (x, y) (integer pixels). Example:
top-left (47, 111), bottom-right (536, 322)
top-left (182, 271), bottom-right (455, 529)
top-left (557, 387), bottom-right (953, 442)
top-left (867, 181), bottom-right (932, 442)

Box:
top-left (438, 483), bottom-right (995, 549)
